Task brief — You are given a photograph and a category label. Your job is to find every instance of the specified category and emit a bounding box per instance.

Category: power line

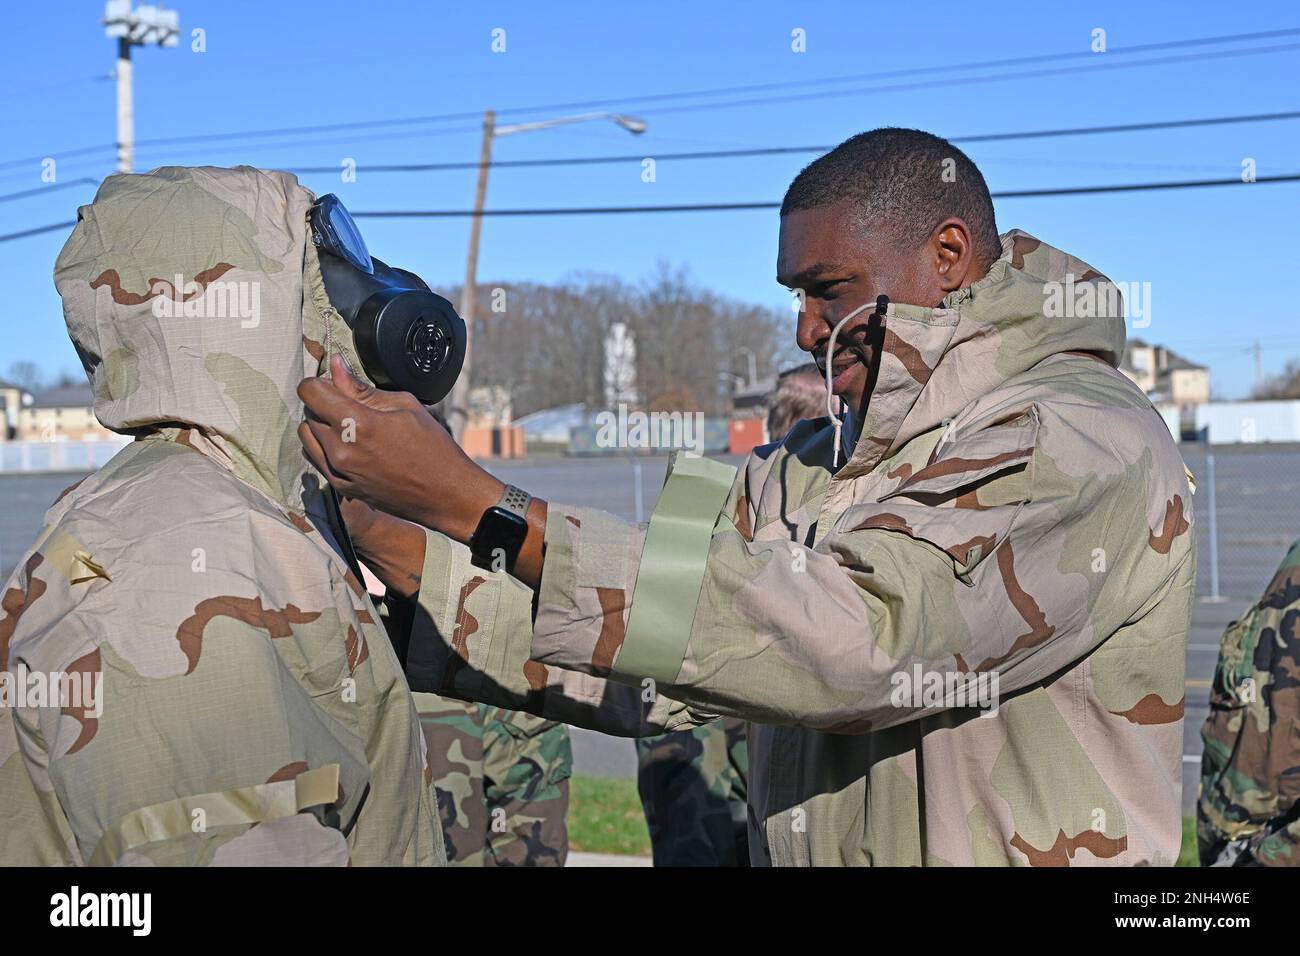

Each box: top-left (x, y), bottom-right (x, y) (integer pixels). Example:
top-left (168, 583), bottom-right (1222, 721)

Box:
top-left (284, 110), bottom-right (1300, 175)
top-left (0, 74), bottom-right (109, 104)
top-left (102, 27), bottom-right (1300, 140)
top-left (992, 173), bottom-right (1300, 197)
top-left (4, 173), bottom-right (1296, 245)
top-left (125, 40), bottom-right (1300, 163)
top-left (0, 178), bottom-right (99, 203)
top-left (4, 106), bottom-right (1288, 198)
top-left (13, 104), bottom-right (1291, 190)
top-left (123, 40), bottom-right (1300, 166)
top-left (0, 143), bottom-right (117, 174)
top-left (5, 25), bottom-right (1298, 170)
top-left (127, 25), bottom-right (1300, 146)
top-left (0, 221), bottom-right (76, 242)
top-left (343, 173), bottom-right (1300, 218)
top-left (639, 41), bottom-right (1300, 118)
top-left (127, 122), bottom-right (484, 165)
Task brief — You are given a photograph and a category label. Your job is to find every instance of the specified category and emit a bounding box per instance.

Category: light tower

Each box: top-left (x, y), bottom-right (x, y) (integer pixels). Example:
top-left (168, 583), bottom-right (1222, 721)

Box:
top-left (103, 1), bottom-right (181, 173)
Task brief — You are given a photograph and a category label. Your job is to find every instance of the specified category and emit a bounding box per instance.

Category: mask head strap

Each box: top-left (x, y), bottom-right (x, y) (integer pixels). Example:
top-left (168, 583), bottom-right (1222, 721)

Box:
top-left (827, 294), bottom-right (889, 468)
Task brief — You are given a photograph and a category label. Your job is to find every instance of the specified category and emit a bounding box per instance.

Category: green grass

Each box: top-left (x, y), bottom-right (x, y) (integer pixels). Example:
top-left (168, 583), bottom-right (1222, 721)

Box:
top-left (1177, 814), bottom-right (1199, 867)
top-left (568, 779), bottom-right (1203, 865)
top-left (568, 775), bottom-right (652, 857)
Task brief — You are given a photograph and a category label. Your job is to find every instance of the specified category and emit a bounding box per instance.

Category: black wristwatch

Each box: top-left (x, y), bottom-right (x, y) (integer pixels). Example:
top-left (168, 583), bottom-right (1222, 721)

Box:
top-left (469, 484), bottom-right (533, 573)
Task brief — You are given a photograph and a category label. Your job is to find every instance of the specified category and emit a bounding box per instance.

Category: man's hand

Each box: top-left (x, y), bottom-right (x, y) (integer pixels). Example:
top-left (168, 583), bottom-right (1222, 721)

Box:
top-left (298, 355), bottom-right (548, 588)
top-left (339, 496), bottom-right (428, 600)
top-left (298, 355), bottom-right (501, 543)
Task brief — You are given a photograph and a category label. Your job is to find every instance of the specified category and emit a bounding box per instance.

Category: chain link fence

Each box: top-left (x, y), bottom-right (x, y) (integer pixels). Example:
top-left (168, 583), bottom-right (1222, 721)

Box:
top-left (2, 442), bottom-right (1297, 605)
top-left (1180, 443), bottom-right (1300, 604)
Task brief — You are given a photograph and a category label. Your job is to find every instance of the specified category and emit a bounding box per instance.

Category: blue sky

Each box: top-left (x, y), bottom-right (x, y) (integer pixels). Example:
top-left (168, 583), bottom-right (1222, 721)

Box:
top-left (1, 0), bottom-right (1296, 397)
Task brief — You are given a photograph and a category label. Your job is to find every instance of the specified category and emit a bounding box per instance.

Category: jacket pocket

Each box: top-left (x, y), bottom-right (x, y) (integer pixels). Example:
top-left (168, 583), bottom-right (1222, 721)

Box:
top-left (845, 411), bottom-right (1039, 582)
top-left (880, 410), bottom-right (1038, 505)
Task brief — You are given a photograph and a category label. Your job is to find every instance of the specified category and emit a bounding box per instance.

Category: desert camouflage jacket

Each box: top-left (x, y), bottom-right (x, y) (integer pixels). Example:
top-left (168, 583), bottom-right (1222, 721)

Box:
top-left (1199, 540), bottom-right (1300, 866)
top-left (0, 167), bottom-right (444, 865)
top-left (413, 231), bottom-right (1195, 866)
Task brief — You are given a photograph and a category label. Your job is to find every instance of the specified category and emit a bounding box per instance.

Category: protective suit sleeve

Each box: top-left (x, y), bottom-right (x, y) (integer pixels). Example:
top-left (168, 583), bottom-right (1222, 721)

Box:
top-left (417, 405), bottom-right (1191, 735)
top-left (409, 527), bottom-right (715, 737)
top-left (528, 429), bottom-right (1191, 732)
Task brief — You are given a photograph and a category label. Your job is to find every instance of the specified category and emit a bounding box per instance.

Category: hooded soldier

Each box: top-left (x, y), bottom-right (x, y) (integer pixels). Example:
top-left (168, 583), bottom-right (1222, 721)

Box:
top-left (0, 166), bottom-right (451, 866)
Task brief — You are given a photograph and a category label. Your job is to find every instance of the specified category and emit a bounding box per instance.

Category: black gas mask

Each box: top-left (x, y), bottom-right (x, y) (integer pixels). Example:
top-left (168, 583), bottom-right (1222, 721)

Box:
top-left (309, 194), bottom-right (465, 405)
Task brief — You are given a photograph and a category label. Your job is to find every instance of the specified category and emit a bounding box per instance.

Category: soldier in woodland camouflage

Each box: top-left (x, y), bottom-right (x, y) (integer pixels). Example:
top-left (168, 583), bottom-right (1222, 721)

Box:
top-left (1199, 540), bottom-right (1300, 866)
top-left (0, 166), bottom-right (444, 865)
top-left (636, 717), bottom-right (749, 866)
top-left (416, 695), bottom-right (572, 866)
top-left (300, 128), bottom-right (1196, 866)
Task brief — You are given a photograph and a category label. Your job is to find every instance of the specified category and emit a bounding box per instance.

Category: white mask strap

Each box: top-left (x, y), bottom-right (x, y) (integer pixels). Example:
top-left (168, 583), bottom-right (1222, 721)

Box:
top-left (827, 295), bottom-right (889, 468)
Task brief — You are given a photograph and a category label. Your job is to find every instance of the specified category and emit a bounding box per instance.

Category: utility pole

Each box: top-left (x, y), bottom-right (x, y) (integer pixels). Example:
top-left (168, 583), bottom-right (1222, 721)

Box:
top-left (445, 108), bottom-right (646, 441)
top-left (103, 1), bottom-right (180, 174)
top-left (115, 38), bottom-right (133, 173)
top-left (1253, 339), bottom-right (1263, 392)
top-left (446, 109), bottom-right (496, 442)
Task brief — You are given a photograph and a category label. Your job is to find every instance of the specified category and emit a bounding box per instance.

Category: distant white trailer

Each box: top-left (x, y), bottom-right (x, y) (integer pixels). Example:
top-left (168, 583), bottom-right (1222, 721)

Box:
top-left (1154, 403), bottom-right (1180, 441)
top-left (1194, 400), bottom-right (1300, 444)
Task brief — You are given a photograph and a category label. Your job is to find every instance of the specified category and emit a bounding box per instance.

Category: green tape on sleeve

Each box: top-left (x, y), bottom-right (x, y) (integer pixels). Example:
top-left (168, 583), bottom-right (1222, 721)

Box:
top-left (615, 452), bottom-right (738, 685)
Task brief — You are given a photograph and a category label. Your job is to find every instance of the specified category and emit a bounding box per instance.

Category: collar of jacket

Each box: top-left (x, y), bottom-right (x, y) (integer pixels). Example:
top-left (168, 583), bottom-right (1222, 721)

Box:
top-left (832, 228), bottom-right (1127, 480)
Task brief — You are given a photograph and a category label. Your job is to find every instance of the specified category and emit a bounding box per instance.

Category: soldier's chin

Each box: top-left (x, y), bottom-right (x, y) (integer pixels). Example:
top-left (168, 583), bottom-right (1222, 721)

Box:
top-left (830, 361), bottom-right (865, 397)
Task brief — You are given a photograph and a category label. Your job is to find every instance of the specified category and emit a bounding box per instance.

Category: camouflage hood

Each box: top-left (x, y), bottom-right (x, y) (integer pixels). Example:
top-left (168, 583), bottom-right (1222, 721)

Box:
top-left (841, 229), bottom-right (1127, 472)
top-left (4, 166), bottom-right (444, 866)
top-left (53, 165), bottom-right (369, 511)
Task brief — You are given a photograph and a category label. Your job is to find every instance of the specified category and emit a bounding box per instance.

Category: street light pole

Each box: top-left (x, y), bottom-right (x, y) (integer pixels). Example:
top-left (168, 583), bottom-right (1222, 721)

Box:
top-left (446, 109), bottom-right (497, 441)
top-left (115, 38), bottom-right (133, 173)
top-left (103, 1), bottom-right (181, 174)
top-left (445, 109), bottom-right (647, 441)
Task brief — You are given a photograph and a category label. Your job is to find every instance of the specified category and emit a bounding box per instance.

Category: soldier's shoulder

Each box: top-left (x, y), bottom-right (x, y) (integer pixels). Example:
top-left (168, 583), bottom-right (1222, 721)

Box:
top-left (10, 441), bottom-right (332, 662)
top-left (994, 352), bottom-right (1183, 463)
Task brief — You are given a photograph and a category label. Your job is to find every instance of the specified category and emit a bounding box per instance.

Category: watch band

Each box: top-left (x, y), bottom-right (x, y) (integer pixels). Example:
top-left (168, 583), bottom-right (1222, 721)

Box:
top-left (469, 484), bottom-right (533, 574)
top-left (498, 483), bottom-right (532, 518)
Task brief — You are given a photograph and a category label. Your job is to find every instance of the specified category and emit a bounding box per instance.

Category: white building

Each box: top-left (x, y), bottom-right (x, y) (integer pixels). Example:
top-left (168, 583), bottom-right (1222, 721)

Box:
top-left (1194, 400), bottom-right (1300, 444)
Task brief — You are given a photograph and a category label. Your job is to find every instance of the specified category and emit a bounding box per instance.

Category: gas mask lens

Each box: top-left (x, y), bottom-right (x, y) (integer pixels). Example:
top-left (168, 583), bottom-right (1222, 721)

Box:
top-left (311, 193), bottom-right (374, 274)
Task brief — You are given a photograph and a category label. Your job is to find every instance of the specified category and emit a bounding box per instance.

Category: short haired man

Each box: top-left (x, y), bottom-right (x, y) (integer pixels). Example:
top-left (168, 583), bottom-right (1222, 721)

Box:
top-left (302, 128), bottom-right (1195, 866)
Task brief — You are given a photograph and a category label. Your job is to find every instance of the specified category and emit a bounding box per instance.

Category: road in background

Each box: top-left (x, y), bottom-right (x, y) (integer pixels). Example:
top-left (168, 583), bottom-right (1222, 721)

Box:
top-left (3, 446), bottom-right (1294, 812)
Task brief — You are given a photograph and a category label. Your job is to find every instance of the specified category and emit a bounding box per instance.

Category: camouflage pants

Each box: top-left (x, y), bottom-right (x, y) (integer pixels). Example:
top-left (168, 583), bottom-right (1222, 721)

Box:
top-left (636, 717), bottom-right (750, 866)
top-left (415, 693), bottom-right (573, 866)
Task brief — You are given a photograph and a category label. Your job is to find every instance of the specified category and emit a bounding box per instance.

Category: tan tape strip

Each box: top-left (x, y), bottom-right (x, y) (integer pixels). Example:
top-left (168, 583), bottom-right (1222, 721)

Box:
top-left (35, 529), bottom-right (111, 583)
top-left (617, 453), bottom-right (737, 684)
top-left (89, 764), bottom-right (340, 866)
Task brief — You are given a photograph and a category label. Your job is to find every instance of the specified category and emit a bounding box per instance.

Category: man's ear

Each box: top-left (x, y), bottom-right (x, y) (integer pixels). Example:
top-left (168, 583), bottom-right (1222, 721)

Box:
top-left (932, 218), bottom-right (975, 294)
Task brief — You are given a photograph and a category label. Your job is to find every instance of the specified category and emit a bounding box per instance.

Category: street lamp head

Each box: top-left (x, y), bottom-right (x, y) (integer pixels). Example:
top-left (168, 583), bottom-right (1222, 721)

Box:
top-left (104, 1), bottom-right (181, 46)
top-left (613, 115), bottom-right (649, 135)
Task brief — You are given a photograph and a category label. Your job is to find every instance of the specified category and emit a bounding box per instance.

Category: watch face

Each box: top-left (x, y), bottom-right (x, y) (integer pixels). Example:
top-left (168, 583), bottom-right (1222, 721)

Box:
top-left (471, 506), bottom-right (530, 572)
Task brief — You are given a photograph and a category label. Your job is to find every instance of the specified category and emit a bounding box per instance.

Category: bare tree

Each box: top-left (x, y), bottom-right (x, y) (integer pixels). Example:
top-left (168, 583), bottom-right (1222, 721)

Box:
top-left (1252, 359), bottom-right (1300, 400)
top-left (5, 361), bottom-right (43, 393)
top-left (441, 265), bottom-right (793, 419)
